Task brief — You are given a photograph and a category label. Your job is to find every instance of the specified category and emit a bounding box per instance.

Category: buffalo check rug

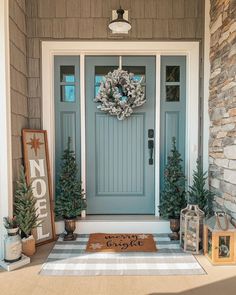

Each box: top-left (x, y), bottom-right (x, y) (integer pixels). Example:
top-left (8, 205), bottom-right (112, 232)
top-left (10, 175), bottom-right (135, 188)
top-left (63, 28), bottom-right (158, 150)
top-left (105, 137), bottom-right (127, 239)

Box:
top-left (40, 234), bottom-right (206, 276)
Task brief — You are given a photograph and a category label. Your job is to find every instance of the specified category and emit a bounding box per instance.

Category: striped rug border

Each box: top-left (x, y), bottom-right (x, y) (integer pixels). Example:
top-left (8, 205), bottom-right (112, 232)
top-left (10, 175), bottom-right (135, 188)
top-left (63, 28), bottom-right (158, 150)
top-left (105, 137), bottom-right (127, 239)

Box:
top-left (40, 233), bottom-right (206, 276)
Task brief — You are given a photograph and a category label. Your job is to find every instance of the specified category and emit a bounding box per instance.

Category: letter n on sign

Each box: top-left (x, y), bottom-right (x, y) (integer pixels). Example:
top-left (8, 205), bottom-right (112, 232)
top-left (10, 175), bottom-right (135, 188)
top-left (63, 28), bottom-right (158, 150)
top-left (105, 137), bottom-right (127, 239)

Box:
top-left (22, 129), bottom-right (56, 245)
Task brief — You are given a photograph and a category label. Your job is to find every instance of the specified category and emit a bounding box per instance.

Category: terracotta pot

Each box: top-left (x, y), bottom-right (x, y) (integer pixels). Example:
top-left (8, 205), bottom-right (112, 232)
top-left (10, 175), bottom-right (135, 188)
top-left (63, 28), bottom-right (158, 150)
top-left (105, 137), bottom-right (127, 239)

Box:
top-left (22, 235), bottom-right (36, 256)
top-left (169, 218), bottom-right (180, 240)
top-left (64, 218), bottom-right (76, 241)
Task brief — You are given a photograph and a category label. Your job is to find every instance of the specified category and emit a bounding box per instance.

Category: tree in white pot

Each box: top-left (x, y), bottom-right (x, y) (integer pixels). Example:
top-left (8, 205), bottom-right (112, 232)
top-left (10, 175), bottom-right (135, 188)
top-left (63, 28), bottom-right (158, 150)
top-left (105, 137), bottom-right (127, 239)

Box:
top-left (14, 166), bottom-right (41, 256)
top-left (3, 216), bottom-right (22, 262)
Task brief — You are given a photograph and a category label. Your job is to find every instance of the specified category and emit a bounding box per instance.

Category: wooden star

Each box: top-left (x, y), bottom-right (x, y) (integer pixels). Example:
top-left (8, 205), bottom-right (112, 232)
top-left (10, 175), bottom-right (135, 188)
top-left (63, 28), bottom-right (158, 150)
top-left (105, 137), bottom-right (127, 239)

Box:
top-left (90, 243), bottom-right (103, 250)
top-left (26, 134), bottom-right (44, 156)
top-left (137, 234), bottom-right (149, 240)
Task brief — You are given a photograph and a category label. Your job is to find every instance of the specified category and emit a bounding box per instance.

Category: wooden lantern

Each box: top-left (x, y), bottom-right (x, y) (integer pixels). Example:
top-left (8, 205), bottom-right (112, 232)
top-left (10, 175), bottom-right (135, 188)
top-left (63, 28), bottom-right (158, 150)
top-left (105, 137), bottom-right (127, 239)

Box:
top-left (180, 204), bottom-right (205, 254)
top-left (204, 212), bottom-right (236, 265)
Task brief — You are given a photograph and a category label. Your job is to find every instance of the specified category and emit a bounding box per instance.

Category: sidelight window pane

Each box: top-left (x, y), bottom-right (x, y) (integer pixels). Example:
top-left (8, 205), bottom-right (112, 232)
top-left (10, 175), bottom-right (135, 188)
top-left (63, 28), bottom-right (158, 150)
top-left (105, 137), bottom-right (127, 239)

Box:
top-left (166, 85), bottom-right (180, 102)
top-left (166, 66), bottom-right (180, 82)
top-left (60, 66), bottom-right (75, 83)
top-left (60, 65), bottom-right (77, 102)
top-left (60, 85), bottom-right (75, 102)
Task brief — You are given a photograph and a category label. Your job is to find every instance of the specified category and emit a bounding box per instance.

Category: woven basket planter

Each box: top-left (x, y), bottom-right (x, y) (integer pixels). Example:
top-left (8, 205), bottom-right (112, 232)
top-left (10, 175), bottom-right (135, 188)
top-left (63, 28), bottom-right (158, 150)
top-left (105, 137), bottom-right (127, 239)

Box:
top-left (22, 235), bottom-right (36, 256)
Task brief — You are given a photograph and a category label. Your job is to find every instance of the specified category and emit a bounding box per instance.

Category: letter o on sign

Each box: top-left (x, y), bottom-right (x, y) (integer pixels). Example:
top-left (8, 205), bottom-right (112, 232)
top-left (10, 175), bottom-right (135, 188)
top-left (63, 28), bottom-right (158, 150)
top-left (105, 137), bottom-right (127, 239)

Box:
top-left (32, 179), bottom-right (47, 199)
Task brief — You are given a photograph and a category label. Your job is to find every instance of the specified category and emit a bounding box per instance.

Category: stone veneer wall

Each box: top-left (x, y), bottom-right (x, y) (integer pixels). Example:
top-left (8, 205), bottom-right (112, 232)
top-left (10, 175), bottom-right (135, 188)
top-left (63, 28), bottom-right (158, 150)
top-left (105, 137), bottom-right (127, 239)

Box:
top-left (9, 0), bottom-right (29, 183)
top-left (209, 0), bottom-right (236, 220)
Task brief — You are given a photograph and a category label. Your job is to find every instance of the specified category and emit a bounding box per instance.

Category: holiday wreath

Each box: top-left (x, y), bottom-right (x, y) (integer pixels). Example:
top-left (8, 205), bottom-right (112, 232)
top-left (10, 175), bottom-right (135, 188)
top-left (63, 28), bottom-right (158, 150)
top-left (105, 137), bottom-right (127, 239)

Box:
top-left (94, 69), bottom-right (146, 120)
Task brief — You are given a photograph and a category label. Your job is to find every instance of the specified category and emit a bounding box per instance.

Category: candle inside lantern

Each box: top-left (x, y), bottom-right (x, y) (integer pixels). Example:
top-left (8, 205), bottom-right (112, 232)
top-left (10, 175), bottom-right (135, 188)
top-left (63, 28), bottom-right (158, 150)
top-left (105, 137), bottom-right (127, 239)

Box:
top-left (81, 210), bottom-right (86, 219)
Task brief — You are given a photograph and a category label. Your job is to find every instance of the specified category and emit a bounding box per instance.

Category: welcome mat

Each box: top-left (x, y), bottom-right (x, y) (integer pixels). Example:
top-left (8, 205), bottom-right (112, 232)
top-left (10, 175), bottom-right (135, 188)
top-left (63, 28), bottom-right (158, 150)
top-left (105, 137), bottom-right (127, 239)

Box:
top-left (86, 233), bottom-right (157, 252)
top-left (40, 234), bottom-right (206, 276)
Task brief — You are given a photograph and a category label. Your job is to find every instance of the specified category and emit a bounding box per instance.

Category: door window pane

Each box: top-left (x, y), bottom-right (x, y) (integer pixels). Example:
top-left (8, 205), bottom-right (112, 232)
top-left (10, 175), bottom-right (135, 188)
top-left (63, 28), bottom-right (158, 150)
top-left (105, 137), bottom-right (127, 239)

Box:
top-left (95, 75), bottom-right (104, 84)
top-left (95, 66), bottom-right (117, 97)
top-left (94, 66), bottom-right (146, 98)
top-left (133, 74), bottom-right (146, 83)
top-left (123, 66), bottom-right (146, 82)
top-left (123, 67), bottom-right (146, 97)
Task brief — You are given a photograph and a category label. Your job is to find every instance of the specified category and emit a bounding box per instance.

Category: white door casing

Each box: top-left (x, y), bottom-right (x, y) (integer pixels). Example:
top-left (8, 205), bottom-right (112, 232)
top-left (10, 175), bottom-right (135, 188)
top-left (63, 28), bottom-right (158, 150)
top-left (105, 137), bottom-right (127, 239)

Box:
top-left (41, 41), bottom-right (199, 216)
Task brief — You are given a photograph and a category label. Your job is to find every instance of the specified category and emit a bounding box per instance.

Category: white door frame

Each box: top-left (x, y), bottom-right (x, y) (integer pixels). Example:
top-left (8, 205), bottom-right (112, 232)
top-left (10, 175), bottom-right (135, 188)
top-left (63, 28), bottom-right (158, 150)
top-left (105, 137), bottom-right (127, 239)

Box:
top-left (0, 0), bottom-right (12, 259)
top-left (42, 41), bottom-right (199, 216)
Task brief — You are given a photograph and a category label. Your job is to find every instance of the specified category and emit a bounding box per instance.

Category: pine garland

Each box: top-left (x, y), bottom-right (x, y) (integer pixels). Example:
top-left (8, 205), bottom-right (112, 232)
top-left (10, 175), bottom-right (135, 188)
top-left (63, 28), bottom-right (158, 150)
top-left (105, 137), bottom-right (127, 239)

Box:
top-left (14, 166), bottom-right (40, 238)
top-left (159, 137), bottom-right (186, 219)
top-left (55, 138), bottom-right (86, 219)
top-left (188, 158), bottom-right (214, 217)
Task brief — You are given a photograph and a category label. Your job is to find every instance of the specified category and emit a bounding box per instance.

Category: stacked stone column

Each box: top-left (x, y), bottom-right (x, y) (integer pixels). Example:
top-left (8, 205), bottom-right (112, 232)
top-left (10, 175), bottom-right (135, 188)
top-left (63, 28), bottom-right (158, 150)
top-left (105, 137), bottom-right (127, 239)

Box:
top-left (209, 0), bottom-right (236, 221)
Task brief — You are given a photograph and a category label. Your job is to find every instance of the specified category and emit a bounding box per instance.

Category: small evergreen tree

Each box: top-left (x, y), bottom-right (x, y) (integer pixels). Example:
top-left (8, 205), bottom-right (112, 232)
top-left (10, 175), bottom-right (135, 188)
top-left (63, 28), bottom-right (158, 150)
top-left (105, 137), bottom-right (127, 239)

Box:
top-left (159, 137), bottom-right (186, 219)
top-left (188, 158), bottom-right (214, 217)
top-left (55, 137), bottom-right (86, 219)
top-left (14, 166), bottom-right (40, 238)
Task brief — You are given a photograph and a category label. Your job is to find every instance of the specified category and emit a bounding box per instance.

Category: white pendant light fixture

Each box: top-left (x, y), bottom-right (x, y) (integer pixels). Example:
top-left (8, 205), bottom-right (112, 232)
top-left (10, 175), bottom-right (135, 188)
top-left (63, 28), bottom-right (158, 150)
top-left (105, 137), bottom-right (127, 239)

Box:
top-left (108, 7), bottom-right (131, 34)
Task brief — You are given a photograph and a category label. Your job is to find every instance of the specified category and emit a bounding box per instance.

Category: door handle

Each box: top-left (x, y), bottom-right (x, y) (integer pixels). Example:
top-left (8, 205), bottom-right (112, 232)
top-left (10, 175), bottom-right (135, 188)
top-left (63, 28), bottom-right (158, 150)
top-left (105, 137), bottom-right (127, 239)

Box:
top-left (148, 140), bottom-right (154, 165)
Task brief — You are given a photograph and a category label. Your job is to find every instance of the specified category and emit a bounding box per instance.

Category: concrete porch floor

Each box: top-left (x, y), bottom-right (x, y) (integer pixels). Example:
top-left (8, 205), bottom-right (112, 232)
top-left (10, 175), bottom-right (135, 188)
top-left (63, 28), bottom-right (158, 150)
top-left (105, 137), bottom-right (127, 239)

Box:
top-left (1, 242), bottom-right (236, 295)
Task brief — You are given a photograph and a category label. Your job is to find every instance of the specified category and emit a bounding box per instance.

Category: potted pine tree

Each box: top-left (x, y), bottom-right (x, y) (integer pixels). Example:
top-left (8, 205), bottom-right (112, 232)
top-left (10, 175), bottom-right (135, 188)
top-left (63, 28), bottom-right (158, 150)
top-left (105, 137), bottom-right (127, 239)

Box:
top-left (55, 137), bottom-right (86, 241)
top-left (188, 158), bottom-right (214, 218)
top-left (159, 137), bottom-right (186, 240)
top-left (14, 166), bottom-right (40, 256)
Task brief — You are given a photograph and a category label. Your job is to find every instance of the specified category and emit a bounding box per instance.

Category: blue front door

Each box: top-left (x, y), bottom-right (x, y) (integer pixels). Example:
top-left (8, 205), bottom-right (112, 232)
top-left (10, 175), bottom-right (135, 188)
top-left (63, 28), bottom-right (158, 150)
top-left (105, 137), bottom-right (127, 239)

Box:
top-left (85, 56), bottom-right (156, 214)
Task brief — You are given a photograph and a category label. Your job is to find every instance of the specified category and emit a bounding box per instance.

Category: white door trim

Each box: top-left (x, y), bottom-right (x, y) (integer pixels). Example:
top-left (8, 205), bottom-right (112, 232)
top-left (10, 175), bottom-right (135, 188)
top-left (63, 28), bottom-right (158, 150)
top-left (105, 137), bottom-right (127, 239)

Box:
top-left (0, 0), bottom-right (12, 259)
top-left (155, 54), bottom-right (161, 211)
top-left (41, 41), bottom-right (199, 216)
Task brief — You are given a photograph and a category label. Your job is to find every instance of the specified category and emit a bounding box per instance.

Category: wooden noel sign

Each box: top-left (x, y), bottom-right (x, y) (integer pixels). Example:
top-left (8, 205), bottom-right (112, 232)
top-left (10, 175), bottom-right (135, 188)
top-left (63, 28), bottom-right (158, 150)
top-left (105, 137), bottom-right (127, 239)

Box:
top-left (22, 129), bottom-right (56, 245)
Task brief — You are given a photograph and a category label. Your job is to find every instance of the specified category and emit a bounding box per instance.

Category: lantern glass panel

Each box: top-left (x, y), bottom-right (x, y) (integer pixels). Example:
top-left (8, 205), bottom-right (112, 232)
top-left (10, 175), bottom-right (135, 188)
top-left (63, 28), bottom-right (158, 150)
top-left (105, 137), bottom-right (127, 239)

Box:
top-left (207, 229), bottom-right (212, 259)
top-left (180, 215), bottom-right (185, 248)
top-left (186, 218), bottom-right (197, 252)
top-left (199, 222), bottom-right (204, 250)
top-left (218, 236), bottom-right (230, 258)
